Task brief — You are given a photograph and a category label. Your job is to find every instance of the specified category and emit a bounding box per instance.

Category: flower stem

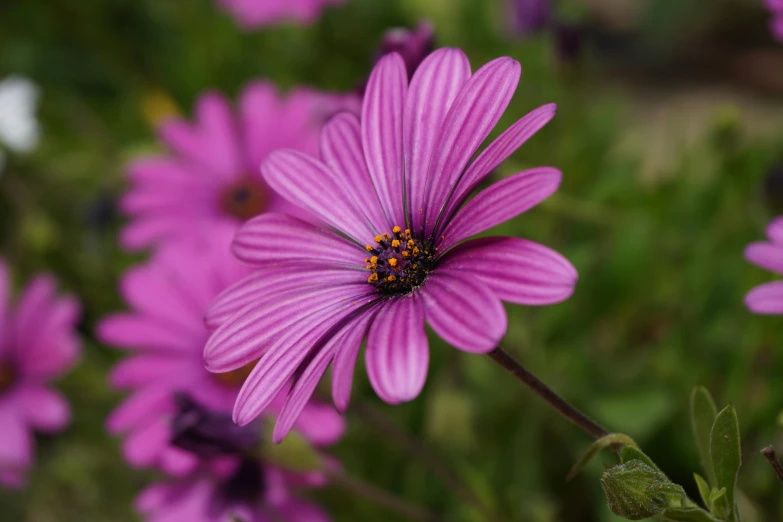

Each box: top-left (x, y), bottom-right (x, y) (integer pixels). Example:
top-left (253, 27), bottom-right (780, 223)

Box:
top-left (761, 446), bottom-right (783, 484)
top-left (327, 468), bottom-right (445, 522)
top-left (487, 346), bottom-right (608, 439)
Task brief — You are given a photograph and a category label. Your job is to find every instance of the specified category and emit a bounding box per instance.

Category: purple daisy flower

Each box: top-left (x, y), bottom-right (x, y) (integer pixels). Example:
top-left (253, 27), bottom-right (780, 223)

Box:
top-left (120, 83), bottom-right (359, 251)
top-left (745, 216), bottom-right (783, 313)
top-left (215, 0), bottom-right (346, 30)
top-left (0, 260), bottom-right (81, 488)
top-left (204, 48), bottom-right (577, 442)
top-left (99, 225), bottom-right (344, 475)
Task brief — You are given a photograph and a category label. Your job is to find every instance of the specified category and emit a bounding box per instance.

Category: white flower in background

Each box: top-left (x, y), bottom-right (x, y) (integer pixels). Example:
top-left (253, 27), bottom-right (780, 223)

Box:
top-left (0, 75), bottom-right (41, 172)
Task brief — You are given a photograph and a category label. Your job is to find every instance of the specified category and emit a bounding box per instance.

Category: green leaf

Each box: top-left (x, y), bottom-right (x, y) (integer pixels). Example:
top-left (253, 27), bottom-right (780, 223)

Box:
top-left (709, 404), bottom-right (741, 522)
top-left (601, 460), bottom-right (687, 520)
top-left (708, 487), bottom-right (729, 519)
top-left (664, 507), bottom-right (723, 522)
top-left (620, 445), bottom-right (661, 472)
top-left (259, 429), bottom-right (323, 472)
top-left (693, 474), bottom-right (711, 509)
top-left (567, 433), bottom-right (639, 481)
top-left (691, 386), bottom-right (718, 484)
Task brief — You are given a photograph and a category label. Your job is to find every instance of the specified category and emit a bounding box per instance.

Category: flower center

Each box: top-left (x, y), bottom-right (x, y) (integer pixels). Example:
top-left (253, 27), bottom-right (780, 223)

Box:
top-left (171, 394), bottom-right (259, 458)
top-left (220, 177), bottom-right (267, 221)
top-left (0, 362), bottom-right (15, 394)
top-left (214, 360), bottom-right (256, 389)
top-left (364, 226), bottom-right (435, 295)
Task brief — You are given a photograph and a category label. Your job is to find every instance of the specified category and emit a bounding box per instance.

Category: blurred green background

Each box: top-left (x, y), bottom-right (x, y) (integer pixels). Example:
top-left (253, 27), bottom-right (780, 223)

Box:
top-left (1, 0), bottom-right (783, 520)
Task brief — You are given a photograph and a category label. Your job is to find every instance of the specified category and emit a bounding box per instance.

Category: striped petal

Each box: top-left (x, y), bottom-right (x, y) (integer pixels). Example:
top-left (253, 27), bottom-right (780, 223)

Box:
top-left (361, 53), bottom-right (408, 228)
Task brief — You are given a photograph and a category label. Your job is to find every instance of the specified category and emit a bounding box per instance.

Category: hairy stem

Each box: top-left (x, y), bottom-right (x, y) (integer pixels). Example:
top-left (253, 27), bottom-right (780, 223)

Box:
top-left (487, 346), bottom-right (608, 439)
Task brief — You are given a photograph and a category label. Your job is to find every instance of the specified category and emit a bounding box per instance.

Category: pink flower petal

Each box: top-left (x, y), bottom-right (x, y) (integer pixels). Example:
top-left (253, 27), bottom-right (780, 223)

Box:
top-left (766, 216), bottom-right (783, 243)
top-left (108, 354), bottom-right (194, 390)
top-left (746, 281), bottom-right (783, 315)
top-left (232, 213), bottom-right (363, 267)
top-left (321, 112), bottom-right (390, 233)
top-left (205, 266), bottom-right (363, 330)
top-left (293, 400), bottom-right (347, 447)
top-left (18, 385), bottom-right (70, 432)
top-left (12, 274), bottom-right (56, 352)
top-left (438, 237), bottom-right (577, 305)
top-left (420, 272), bottom-right (507, 353)
top-left (261, 150), bottom-right (375, 243)
top-left (106, 385), bottom-right (172, 434)
top-left (272, 345), bottom-right (335, 443)
top-left (232, 295), bottom-right (380, 426)
top-left (205, 285), bottom-right (376, 374)
top-left (17, 291), bottom-right (81, 379)
top-left (238, 81), bottom-right (280, 170)
top-left (365, 295), bottom-right (429, 404)
top-left (98, 314), bottom-right (196, 353)
top-left (122, 418), bottom-right (170, 468)
top-left (423, 57), bottom-right (521, 237)
top-left (439, 103), bottom-right (557, 231)
top-left (0, 402), bottom-right (32, 471)
top-left (439, 167), bottom-right (562, 251)
top-left (362, 53), bottom-right (408, 228)
top-left (159, 92), bottom-right (242, 182)
top-left (274, 306), bottom-right (376, 442)
top-left (330, 308), bottom-right (377, 412)
top-left (745, 242), bottom-right (783, 275)
top-left (404, 48), bottom-right (471, 232)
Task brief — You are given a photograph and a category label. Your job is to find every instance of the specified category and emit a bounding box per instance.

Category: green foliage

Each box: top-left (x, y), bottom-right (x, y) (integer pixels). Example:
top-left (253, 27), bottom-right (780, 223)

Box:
top-left (709, 405), bottom-right (742, 521)
top-left (691, 386), bottom-right (719, 484)
top-left (601, 460), bottom-right (688, 520)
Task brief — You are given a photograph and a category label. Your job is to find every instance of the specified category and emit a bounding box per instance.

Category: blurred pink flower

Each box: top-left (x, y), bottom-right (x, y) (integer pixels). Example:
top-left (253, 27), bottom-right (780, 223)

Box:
top-left (203, 49), bottom-right (576, 441)
top-left (137, 458), bottom-right (330, 522)
top-left (120, 83), bottom-right (359, 251)
top-left (216, 0), bottom-right (346, 29)
top-left (99, 225), bottom-right (344, 476)
top-left (745, 216), bottom-right (783, 314)
top-left (768, 0), bottom-right (783, 42)
top-left (0, 260), bottom-right (81, 488)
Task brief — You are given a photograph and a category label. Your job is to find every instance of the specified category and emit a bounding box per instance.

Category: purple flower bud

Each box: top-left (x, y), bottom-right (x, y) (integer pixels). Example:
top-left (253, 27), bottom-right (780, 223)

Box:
top-left (378, 21), bottom-right (435, 79)
top-left (170, 394), bottom-right (259, 458)
top-left (357, 22), bottom-right (435, 95)
top-left (509, 0), bottom-right (552, 37)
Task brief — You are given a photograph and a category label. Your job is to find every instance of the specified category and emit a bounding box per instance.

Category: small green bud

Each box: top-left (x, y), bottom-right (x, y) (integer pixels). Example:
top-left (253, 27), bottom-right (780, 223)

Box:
top-left (601, 460), bottom-right (687, 520)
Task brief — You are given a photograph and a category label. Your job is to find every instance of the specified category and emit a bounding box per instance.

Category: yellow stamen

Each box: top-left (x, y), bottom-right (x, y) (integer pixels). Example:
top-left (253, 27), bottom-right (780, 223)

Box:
top-left (389, 258), bottom-right (398, 267)
top-left (387, 275), bottom-right (396, 282)
top-left (374, 235), bottom-right (382, 243)
top-left (370, 256), bottom-right (378, 265)
top-left (401, 251), bottom-right (410, 258)
top-left (368, 273), bottom-right (379, 283)
top-left (407, 240), bottom-right (415, 249)
top-left (392, 226), bottom-right (401, 234)
top-left (391, 239), bottom-right (401, 248)
top-left (412, 247), bottom-right (420, 256)
top-left (365, 245), bottom-right (374, 252)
